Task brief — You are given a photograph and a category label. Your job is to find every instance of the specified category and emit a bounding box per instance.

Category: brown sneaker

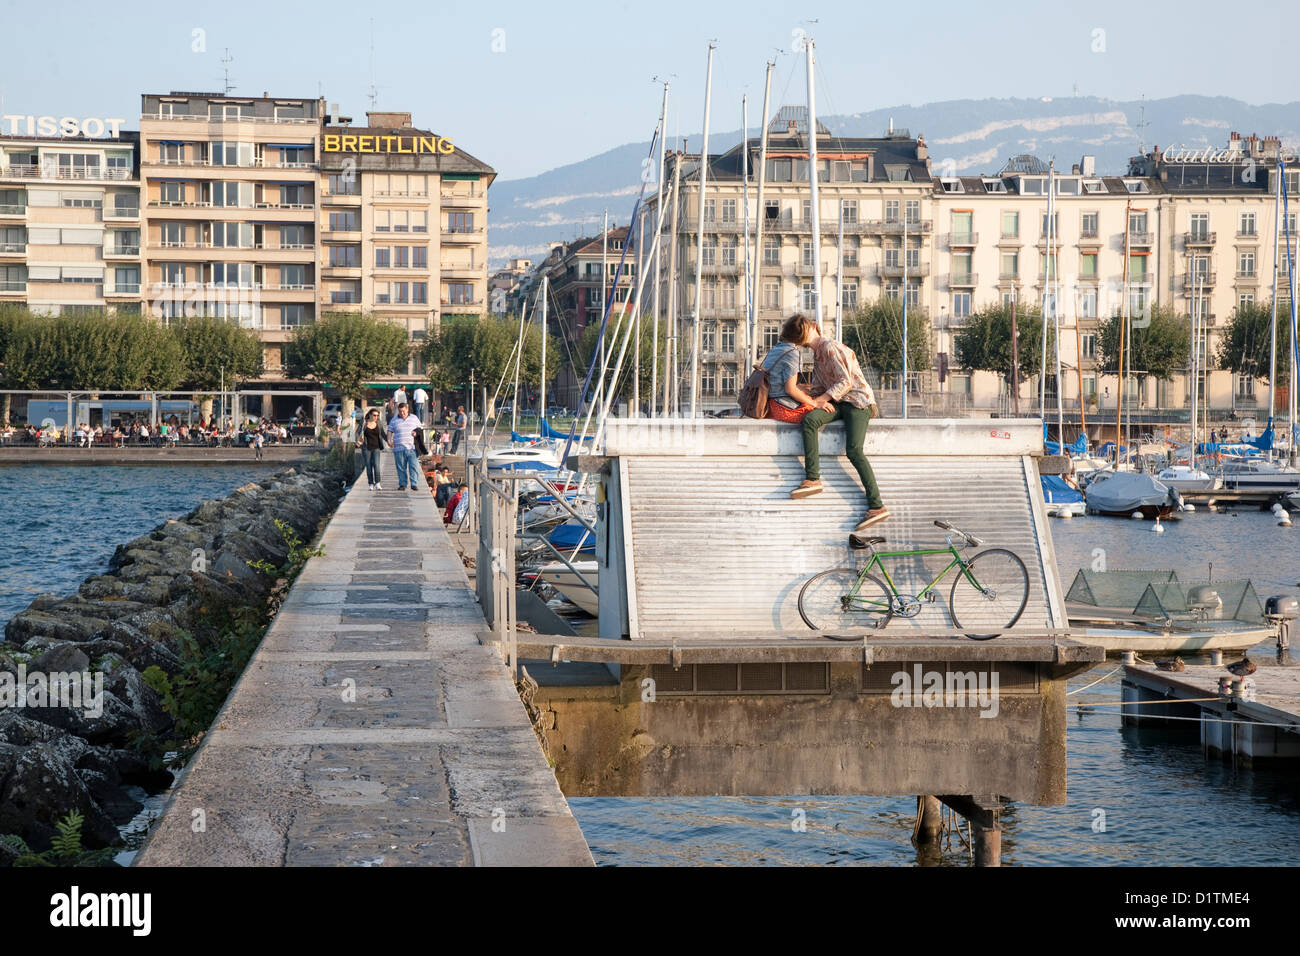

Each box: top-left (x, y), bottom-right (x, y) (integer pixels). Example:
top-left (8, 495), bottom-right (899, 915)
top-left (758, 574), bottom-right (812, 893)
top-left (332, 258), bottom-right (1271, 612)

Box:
top-left (790, 479), bottom-right (823, 499)
top-left (855, 507), bottom-right (891, 530)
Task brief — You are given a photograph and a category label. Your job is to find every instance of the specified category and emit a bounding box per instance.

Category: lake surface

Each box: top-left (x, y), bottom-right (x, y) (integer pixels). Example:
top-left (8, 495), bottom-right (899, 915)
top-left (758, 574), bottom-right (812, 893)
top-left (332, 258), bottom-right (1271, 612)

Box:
top-left (569, 510), bottom-right (1300, 865)
top-left (0, 464), bottom-right (273, 628)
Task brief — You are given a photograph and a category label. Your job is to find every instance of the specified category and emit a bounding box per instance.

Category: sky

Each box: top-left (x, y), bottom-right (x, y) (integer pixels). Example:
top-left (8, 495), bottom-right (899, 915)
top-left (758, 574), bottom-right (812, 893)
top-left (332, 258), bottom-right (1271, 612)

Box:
top-left (3, 0), bottom-right (1298, 181)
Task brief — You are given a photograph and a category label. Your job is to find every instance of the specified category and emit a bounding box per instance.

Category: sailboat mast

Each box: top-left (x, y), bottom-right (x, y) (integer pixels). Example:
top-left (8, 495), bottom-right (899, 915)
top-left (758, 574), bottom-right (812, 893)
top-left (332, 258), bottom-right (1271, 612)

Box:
top-left (1040, 163), bottom-right (1053, 420)
top-left (836, 204), bottom-right (845, 345)
top-left (1285, 160), bottom-right (1299, 465)
top-left (665, 144), bottom-right (682, 416)
top-left (634, 213), bottom-right (645, 412)
top-left (690, 43), bottom-right (715, 419)
top-left (539, 275), bottom-right (548, 423)
top-left (750, 61), bottom-right (773, 369)
top-left (742, 94), bottom-right (752, 372)
top-left (600, 209), bottom-right (609, 413)
top-left (1269, 162), bottom-right (1281, 460)
top-left (805, 37), bottom-right (824, 330)
top-left (1191, 256), bottom-right (1200, 460)
top-left (903, 212), bottom-right (909, 418)
top-left (1117, 198), bottom-right (1131, 468)
top-left (651, 82), bottom-right (668, 419)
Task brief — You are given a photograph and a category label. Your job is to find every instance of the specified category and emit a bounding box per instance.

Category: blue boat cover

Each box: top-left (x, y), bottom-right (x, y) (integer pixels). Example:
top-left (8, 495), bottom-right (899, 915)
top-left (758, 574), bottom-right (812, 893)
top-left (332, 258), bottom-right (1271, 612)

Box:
top-left (1041, 475), bottom-right (1084, 504)
top-left (549, 523), bottom-right (595, 551)
top-left (1043, 424), bottom-right (1087, 456)
top-left (541, 419), bottom-right (595, 442)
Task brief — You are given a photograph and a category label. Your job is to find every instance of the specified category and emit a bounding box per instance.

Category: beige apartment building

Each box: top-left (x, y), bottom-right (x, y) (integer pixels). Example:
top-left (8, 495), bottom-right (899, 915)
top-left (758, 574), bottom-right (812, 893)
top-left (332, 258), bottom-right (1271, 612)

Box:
top-left (0, 130), bottom-right (142, 314)
top-left (648, 108), bottom-right (937, 412)
top-left (319, 111), bottom-right (495, 379)
top-left (138, 92), bottom-right (324, 376)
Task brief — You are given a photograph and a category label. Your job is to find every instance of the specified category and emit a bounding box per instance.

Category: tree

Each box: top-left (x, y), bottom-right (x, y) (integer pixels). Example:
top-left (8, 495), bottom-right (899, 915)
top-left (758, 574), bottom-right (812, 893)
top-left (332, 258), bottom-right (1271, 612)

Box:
top-left (285, 312), bottom-right (411, 421)
top-left (424, 313), bottom-right (557, 405)
top-left (1217, 301), bottom-right (1291, 406)
top-left (576, 312), bottom-right (664, 405)
top-left (171, 316), bottom-right (264, 421)
top-left (1097, 304), bottom-right (1190, 387)
top-left (952, 303), bottom-right (1045, 385)
top-left (0, 304), bottom-right (32, 425)
top-left (843, 297), bottom-right (932, 380)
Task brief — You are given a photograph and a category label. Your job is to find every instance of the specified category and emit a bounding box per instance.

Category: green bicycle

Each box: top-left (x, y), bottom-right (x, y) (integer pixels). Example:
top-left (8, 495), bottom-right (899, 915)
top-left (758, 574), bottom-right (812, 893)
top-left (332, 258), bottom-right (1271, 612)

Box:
top-left (798, 520), bottom-right (1030, 640)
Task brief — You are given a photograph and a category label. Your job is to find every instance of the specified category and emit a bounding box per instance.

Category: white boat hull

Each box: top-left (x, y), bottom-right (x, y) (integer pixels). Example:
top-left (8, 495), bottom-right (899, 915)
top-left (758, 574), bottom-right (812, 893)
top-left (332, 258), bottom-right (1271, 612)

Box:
top-left (538, 561), bottom-right (598, 616)
top-left (1074, 624), bottom-right (1271, 656)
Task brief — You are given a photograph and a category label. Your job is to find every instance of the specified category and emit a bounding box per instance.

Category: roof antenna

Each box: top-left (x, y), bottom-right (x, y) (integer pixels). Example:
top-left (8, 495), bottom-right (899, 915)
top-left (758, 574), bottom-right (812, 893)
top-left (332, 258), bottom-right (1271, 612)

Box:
top-left (220, 49), bottom-right (235, 95)
top-left (368, 19), bottom-right (378, 110)
top-left (1135, 95), bottom-right (1150, 154)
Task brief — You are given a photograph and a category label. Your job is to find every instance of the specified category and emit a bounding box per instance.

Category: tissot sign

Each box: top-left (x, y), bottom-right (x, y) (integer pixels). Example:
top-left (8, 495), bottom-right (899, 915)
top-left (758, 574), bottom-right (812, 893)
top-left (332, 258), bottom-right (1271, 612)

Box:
top-left (323, 133), bottom-right (455, 155)
top-left (1, 115), bottom-right (126, 137)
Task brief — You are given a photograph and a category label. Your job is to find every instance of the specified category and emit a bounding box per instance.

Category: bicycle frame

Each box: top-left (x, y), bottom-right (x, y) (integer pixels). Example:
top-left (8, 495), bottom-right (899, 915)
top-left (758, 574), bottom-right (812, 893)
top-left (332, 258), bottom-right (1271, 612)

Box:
top-left (842, 541), bottom-right (980, 611)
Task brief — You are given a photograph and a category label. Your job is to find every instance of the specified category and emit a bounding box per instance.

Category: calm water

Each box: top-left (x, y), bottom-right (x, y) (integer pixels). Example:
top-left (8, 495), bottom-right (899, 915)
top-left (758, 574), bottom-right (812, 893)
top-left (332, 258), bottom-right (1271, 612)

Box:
top-left (0, 465), bottom-right (273, 628)
top-left (569, 510), bottom-right (1300, 865)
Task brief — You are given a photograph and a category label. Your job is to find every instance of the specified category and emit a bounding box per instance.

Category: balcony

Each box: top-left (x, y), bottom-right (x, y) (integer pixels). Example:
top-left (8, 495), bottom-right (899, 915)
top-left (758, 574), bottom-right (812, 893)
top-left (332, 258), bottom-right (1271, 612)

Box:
top-left (103, 244), bottom-right (140, 258)
top-left (877, 219), bottom-right (932, 235)
top-left (440, 189), bottom-right (484, 205)
top-left (103, 206), bottom-right (140, 221)
top-left (145, 112), bottom-right (318, 124)
top-left (440, 298), bottom-right (482, 309)
top-left (875, 261), bottom-right (930, 278)
top-left (1077, 231), bottom-right (1103, 247)
top-left (948, 272), bottom-right (978, 288)
top-left (998, 271), bottom-right (1019, 281)
top-left (700, 262), bottom-right (742, 275)
top-left (105, 283), bottom-right (141, 296)
top-left (0, 280), bottom-right (27, 294)
top-left (1, 165), bottom-right (133, 182)
top-left (996, 233), bottom-right (1022, 246)
top-left (1182, 271), bottom-right (1216, 290)
top-left (0, 204), bottom-right (27, 217)
top-left (0, 242), bottom-right (25, 256)
top-left (947, 231), bottom-right (978, 247)
top-left (1237, 229), bottom-right (1260, 240)
top-left (683, 217), bottom-right (745, 234)
top-left (441, 227), bottom-right (485, 243)
top-left (1184, 231), bottom-right (1216, 247)
top-left (1127, 231), bottom-right (1154, 246)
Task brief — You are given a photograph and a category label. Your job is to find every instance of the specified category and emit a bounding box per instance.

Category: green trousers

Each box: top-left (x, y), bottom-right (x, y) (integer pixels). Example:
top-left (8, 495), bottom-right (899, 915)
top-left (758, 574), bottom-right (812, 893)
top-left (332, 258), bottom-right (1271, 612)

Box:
top-left (801, 403), bottom-right (882, 510)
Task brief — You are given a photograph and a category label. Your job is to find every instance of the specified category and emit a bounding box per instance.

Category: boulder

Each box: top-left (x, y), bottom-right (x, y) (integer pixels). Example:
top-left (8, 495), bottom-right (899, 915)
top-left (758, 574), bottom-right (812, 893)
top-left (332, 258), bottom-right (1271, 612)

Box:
top-left (0, 744), bottom-right (120, 849)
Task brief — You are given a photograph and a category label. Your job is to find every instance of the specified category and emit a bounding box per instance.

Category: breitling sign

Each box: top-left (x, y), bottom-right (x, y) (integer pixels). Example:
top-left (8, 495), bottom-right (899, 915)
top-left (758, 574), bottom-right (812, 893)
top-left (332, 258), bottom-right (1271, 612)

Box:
top-left (323, 133), bottom-right (455, 154)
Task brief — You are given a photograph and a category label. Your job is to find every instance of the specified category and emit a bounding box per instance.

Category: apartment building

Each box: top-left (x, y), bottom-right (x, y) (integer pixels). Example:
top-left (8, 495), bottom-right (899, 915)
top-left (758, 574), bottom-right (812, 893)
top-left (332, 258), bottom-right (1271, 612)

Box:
top-left (0, 129), bottom-right (142, 314)
top-left (929, 155), bottom-right (1162, 412)
top-left (646, 108), bottom-right (936, 412)
top-left (319, 110), bottom-right (495, 379)
top-left (139, 92), bottom-right (323, 375)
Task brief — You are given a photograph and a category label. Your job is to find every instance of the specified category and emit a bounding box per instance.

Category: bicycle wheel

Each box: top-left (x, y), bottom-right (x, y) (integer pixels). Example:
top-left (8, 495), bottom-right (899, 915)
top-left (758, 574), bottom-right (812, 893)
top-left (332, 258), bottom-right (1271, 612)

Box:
top-left (799, 568), bottom-right (894, 634)
top-left (949, 548), bottom-right (1029, 639)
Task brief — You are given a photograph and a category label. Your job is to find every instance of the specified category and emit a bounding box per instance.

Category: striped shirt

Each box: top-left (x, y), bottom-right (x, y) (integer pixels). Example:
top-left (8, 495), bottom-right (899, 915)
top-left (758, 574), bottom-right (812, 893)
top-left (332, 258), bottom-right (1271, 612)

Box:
top-left (811, 338), bottom-right (876, 409)
top-left (387, 413), bottom-right (420, 450)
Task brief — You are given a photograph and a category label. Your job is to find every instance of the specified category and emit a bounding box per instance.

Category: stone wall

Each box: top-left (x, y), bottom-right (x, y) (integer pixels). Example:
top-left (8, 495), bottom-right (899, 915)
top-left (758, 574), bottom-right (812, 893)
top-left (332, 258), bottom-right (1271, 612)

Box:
top-left (0, 464), bottom-right (347, 860)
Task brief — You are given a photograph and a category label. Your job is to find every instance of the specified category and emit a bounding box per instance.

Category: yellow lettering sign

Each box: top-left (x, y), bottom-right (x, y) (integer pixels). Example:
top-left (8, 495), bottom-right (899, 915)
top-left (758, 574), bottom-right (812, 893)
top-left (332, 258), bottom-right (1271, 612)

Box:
top-left (323, 133), bottom-right (340, 151)
top-left (340, 134), bottom-right (359, 152)
top-left (321, 134), bottom-right (457, 155)
top-left (438, 137), bottom-right (454, 154)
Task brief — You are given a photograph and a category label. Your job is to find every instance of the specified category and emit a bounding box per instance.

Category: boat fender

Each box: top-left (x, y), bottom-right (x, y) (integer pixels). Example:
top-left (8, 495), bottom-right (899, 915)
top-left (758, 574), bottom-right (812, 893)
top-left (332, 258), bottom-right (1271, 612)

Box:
top-left (1130, 511), bottom-right (1143, 520)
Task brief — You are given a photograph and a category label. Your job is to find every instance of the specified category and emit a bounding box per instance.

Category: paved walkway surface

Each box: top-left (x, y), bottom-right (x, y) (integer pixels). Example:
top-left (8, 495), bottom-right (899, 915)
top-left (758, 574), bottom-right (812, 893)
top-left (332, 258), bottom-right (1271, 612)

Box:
top-left (136, 470), bottom-right (592, 866)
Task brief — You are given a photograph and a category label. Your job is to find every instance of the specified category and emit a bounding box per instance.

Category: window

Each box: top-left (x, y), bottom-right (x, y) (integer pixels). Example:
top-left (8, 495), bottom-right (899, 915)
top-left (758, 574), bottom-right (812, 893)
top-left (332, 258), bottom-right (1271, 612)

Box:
top-left (413, 246), bottom-right (428, 269)
top-left (1039, 251), bottom-right (1058, 277)
top-left (1056, 177), bottom-right (1080, 195)
top-left (448, 212), bottom-right (473, 233)
top-left (210, 141), bottom-right (253, 166)
top-left (721, 323), bottom-right (736, 353)
top-left (802, 241), bottom-right (814, 267)
top-left (329, 245), bottom-right (358, 267)
top-left (160, 143), bottom-right (184, 164)
top-left (1042, 293), bottom-right (1058, 319)
top-left (885, 282), bottom-right (900, 301)
top-left (721, 239), bottom-right (737, 267)
top-left (330, 210), bottom-right (358, 231)
top-left (375, 247), bottom-right (390, 268)
top-left (280, 225), bottom-right (306, 248)
top-left (1001, 211), bottom-right (1019, 238)
top-left (703, 198), bottom-right (716, 222)
top-left (1240, 211), bottom-right (1257, 237)
top-left (1236, 374), bottom-right (1256, 399)
top-left (211, 263), bottom-right (254, 287)
top-left (905, 200), bottom-right (920, 224)
top-left (885, 200), bottom-right (900, 223)
top-left (701, 281), bottom-right (716, 311)
top-left (906, 246), bottom-right (920, 270)
top-left (160, 222), bottom-right (185, 247)
top-left (764, 199), bottom-right (781, 222)
top-left (952, 252), bottom-right (972, 284)
top-left (763, 237), bottom-right (779, 266)
top-left (280, 184), bottom-right (307, 206)
top-left (767, 158), bottom-right (792, 181)
top-left (885, 244), bottom-right (901, 269)
top-left (114, 267), bottom-right (139, 292)
top-left (701, 324), bottom-right (715, 352)
top-left (905, 281), bottom-right (919, 310)
top-left (1041, 212), bottom-right (1059, 236)
top-left (1287, 170), bottom-right (1300, 195)
top-left (161, 263), bottom-right (186, 284)
top-left (1081, 212), bottom-right (1099, 238)
top-left (840, 199), bottom-right (858, 223)
top-left (1128, 254), bottom-right (1148, 280)
top-left (1000, 251), bottom-right (1018, 279)
top-left (701, 366), bottom-right (716, 393)
top-left (719, 281), bottom-right (736, 309)
top-left (720, 198), bottom-right (736, 222)
top-left (394, 246), bottom-right (410, 268)
top-left (212, 223), bottom-right (253, 248)
top-left (801, 281), bottom-right (816, 310)
top-left (1129, 285), bottom-right (1149, 318)
top-left (327, 173), bottom-right (358, 195)
top-left (1239, 292), bottom-right (1255, 309)
top-left (209, 181), bottom-right (251, 207)
top-left (1079, 289), bottom-right (1097, 318)
top-left (841, 281), bottom-right (858, 310)
top-left (411, 210), bottom-right (428, 233)
top-left (281, 305), bottom-right (306, 328)
top-left (393, 282), bottom-right (410, 304)
top-left (842, 238), bottom-right (858, 266)
top-left (1081, 252), bottom-right (1098, 278)
top-left (1001, 290), bottom-right (1016, 309)
top-left (1129, 211), bottom-right (1148, 235)
top-left (953, 292), bottom-right (972, 319)
top-left (702, 239), bottom-right (716, 267)
top-left (762, 281), bottom-right (779, 309)
top-left (160, 181), bottom-right (184, 204)
top-left (1190, 213), bottom-right (1210, 240)
top-left (445, 282), bottom-right (474, 305)
top-left (719, 364), bottom-right (737, 393)
top-left (413, 282), bottom-right (428, 304)
top-left (801, 199), bottom-right (812, 223)
top-left (951, 211), bottom-right (973, 241)
top-left (762, 324), bottom-right (779, 349)
top-left (1239, 251), bottom-right (1256, 277)
top-left (1080, 333), bottom-right (1097, 360)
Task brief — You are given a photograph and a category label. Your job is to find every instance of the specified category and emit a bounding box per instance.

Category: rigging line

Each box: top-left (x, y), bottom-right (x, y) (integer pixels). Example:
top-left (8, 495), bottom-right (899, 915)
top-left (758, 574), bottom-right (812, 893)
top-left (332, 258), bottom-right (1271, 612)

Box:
top-left (1065, 664), bottom-right (1124, 695)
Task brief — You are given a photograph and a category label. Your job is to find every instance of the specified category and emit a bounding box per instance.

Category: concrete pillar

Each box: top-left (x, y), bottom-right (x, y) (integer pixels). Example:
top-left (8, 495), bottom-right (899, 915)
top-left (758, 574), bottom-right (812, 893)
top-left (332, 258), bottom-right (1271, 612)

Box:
top-left (913, 795), bottom-right (943, 845)
top-left (972, 822), bottom-right (1001, 866)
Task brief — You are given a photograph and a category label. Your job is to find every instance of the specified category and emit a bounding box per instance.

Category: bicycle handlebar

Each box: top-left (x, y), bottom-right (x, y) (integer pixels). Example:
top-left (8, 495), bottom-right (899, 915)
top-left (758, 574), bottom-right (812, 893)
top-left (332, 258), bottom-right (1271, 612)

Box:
top-left (934, 519), bottom-right (983, 548)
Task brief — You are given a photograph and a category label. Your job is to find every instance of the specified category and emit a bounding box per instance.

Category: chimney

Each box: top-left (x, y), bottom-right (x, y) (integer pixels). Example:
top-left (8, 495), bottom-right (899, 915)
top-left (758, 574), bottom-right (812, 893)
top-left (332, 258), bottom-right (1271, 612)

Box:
top-left (1081, 155), bottom-right (1096, 176)
top-left (366, 111), bottom-right (413, 129)
top-left (915, 133), bottom-right (927, 161)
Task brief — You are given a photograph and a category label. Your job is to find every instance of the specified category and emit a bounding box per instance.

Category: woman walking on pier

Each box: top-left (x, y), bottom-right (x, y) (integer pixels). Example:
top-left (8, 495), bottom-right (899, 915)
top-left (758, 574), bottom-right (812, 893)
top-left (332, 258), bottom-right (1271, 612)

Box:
top-left (357, 409), bottom-right (388, 490)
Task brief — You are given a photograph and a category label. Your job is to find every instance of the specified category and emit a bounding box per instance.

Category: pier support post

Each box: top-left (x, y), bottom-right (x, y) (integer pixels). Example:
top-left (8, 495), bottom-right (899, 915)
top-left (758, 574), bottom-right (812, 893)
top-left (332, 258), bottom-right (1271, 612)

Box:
top-left (939, 794), bottom-right (1002, 867)
top-left (972, 822), bottom-right (1001, 867)
top-left (913, 795), bottom-right (943, 845)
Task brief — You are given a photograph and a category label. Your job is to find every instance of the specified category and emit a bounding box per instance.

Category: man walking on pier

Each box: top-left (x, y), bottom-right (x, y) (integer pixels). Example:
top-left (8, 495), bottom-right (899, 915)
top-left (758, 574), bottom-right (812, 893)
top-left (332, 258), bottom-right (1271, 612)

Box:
top-left (786, 314), bottom-right (889, 531)
top-left (450, 405), bottom-right (468, 455)
top-left (386, 403), bottom-right (421, 491)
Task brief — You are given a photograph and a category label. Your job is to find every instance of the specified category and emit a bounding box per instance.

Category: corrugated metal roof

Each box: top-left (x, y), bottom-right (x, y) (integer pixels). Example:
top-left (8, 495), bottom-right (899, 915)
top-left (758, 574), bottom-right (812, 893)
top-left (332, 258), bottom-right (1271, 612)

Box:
top-left (616, 452), bottom-right (1063, 640)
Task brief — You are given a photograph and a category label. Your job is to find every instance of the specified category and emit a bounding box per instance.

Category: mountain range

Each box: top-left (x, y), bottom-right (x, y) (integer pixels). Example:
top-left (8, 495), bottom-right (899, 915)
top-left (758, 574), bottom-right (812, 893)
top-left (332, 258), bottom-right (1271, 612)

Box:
top-left (486, 94), bottom-right (1300, 269)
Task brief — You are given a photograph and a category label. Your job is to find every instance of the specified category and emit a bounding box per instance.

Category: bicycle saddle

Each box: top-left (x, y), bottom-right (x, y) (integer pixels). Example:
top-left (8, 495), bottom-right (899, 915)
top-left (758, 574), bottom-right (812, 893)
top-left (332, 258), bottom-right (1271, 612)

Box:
top-left (848, 533), bottom-right (884, 550)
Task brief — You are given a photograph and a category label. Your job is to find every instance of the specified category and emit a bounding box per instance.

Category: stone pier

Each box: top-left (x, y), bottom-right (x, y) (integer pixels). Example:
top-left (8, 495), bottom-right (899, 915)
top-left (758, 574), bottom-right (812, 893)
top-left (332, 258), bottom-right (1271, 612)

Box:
top-left (136, 475), bottom-right (592, 866)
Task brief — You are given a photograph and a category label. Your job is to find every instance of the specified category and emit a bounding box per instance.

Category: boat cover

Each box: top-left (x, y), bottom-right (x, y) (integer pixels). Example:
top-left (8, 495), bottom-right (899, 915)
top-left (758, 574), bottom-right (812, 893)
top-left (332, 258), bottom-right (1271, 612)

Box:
top-left (1085, 472), bottom-right (1172, 512)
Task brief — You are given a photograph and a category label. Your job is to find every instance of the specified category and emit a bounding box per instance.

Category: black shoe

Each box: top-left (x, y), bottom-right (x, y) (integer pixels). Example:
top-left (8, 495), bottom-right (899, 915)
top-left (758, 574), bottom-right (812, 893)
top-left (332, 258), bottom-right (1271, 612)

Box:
top-left (397, 486), bottom-right (407, 491)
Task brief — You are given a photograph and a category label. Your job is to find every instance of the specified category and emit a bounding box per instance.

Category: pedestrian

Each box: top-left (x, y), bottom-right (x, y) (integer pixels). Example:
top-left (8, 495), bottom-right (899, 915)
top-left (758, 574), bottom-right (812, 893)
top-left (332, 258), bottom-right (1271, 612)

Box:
top-left (253, 430), bottom-right (264, 461)
top-left (356, 409), bottom-right (388, 490)
top-left (451, 405), bottom-right (468, 455)
top-left (785, 313), bottom-right (890, 531)
top-left (386, 402), bottom-right (421, 492)
top-left (412, 385), bottom-right (428, 425)
top-left (393, 385), bottom-right (408, 408)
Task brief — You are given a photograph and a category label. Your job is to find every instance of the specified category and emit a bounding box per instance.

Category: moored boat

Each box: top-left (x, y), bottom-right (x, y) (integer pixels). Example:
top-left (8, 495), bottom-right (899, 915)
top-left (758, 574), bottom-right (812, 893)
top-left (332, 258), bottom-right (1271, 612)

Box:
top-left (1084, 471), bottom-right (1180, 517)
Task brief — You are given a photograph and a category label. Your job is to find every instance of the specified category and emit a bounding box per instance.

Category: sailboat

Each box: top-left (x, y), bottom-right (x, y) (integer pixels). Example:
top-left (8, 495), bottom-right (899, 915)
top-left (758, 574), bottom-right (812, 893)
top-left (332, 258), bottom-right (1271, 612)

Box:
top-left (1160, 255), bottom-right (1217, 491)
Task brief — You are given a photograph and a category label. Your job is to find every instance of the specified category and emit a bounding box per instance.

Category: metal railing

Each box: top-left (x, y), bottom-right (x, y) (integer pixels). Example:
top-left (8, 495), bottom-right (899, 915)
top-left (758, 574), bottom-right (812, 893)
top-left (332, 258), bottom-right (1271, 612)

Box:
top-left (1184, 231), bottom-right (1216, 245)
top-left (0, 205), bottom-right (25, 215)
top-left (1, 166), bottom-right (133, 181)
top-left (0, 243), bottom-right (25, 254)
top-left (0, 281), bottom-right (26, 292)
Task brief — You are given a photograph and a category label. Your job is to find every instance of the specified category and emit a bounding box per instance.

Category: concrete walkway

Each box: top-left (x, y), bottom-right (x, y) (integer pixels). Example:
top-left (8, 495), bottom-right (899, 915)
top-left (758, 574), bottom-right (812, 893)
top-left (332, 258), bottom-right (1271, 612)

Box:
top-left (136, 469), bottom-right (593, 866)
